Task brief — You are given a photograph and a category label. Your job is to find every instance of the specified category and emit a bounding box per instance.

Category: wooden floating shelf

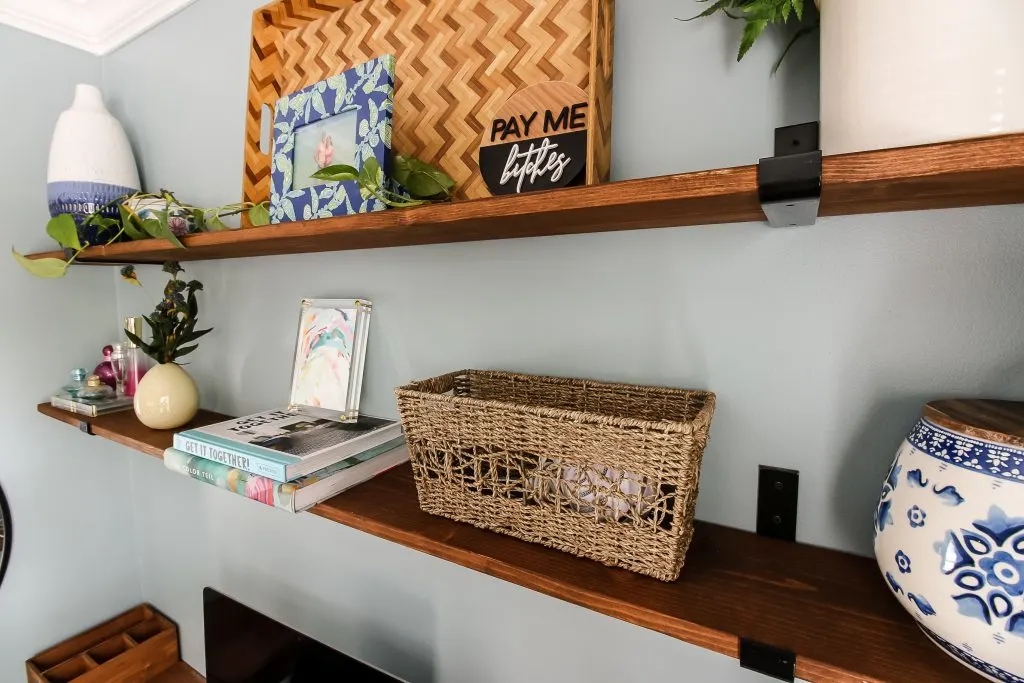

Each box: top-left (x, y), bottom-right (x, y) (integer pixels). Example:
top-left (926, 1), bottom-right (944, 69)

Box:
top-left (27, 133), bottom-right (1024, 265)
top-left (38, 404), bottom-right (981, 683)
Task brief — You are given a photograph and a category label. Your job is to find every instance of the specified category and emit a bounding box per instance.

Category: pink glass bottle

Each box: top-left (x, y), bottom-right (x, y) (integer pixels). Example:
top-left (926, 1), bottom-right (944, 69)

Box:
top-left (124, 316), bottom-right (149, 397)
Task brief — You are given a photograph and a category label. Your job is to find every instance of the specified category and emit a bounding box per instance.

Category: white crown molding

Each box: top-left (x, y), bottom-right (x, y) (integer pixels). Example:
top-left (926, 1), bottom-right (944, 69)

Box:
top-left (0, 0), bottom-right (199, 55)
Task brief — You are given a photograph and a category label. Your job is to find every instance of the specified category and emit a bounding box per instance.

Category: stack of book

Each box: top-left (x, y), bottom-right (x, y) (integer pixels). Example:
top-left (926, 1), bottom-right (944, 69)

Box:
top-left (164, 298), bottom-right (405, 513)
top-left (51, 392), bottom-right (134, 417)
top-left (164, 410), bottom-right (405, 513)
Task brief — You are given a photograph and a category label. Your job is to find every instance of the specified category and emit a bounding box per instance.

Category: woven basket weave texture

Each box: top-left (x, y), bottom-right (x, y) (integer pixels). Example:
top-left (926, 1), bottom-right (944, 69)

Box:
top-left (395, 370), bottom-right (716, 581)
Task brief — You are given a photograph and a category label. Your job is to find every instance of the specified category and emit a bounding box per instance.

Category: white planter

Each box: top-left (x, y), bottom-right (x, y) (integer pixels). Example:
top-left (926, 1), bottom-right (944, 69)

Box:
top-left (874, 407), bottom-right (1024, 682)
top-left (134, 363), bottom-right (199, 430)
top-left (47, 84), bottom-right (140, 234)
top-left (820, 0), bottom-right (1024, 155)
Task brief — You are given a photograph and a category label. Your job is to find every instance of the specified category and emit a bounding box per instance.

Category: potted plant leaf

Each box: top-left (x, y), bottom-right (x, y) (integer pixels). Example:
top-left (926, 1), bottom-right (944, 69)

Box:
top-left (125, 262), bottom-right (211, 430)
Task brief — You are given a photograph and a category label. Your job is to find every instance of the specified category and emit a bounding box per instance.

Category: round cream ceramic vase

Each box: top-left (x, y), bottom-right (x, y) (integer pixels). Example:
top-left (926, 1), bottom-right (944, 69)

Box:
top-left (874, 401), bottom-right (1024, 682)
top-left (134, 363), bottom-right (199, 430)
top-left (819, 0), bottom-right (1024, 155)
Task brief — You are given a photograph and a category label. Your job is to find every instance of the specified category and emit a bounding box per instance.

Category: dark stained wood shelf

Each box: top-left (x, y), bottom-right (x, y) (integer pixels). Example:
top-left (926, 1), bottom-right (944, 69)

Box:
top-left (37, 403), bottom-right (980, 683)
top-left (27, 133), bottom-right (1024, 265)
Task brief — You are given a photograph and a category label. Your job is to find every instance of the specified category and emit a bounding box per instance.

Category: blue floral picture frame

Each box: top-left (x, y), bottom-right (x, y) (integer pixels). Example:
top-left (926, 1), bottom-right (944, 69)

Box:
top-left (270, 54), bottom-right (395, 223)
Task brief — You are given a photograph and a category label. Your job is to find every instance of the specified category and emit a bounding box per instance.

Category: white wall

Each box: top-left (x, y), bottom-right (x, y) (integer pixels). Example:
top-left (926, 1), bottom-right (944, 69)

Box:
top-left (95, 0), bottom-right (1024, 680)
top-left (0, 26), bottom-right (142, 678)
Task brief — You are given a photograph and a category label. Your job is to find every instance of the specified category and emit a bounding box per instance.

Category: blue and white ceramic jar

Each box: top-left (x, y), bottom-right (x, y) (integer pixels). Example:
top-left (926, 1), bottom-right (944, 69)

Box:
top-left (47, 84), bottom-right (140, 245)
top-left (875, 400), bottom-right (1024, 682)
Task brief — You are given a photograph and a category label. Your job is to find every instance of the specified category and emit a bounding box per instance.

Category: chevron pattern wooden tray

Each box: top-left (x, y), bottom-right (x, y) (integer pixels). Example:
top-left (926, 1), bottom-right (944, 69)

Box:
top-left (243, 0), bottom-right (614, 207)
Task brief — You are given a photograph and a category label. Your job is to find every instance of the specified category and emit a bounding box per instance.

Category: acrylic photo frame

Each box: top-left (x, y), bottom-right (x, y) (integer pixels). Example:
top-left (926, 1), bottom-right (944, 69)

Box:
top-left (288, 299), bottom-right (372, 422)
top-left (270, 55), bottom-right (395, 224)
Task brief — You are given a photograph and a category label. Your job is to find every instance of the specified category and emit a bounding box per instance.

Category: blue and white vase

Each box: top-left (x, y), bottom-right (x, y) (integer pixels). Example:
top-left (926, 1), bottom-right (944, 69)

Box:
top-left (875, 401), bottom-right (1024, 682)
top-left (47, 84), bottom-right (140, 246)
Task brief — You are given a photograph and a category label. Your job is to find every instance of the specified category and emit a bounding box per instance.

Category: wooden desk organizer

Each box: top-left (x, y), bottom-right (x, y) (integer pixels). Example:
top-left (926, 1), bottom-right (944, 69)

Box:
top-left (26, 604), bottom-right (178, 683)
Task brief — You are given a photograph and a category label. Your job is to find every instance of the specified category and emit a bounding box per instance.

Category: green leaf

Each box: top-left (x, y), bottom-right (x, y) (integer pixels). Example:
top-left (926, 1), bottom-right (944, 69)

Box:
top-left (772, 23), bottom-right (816, 74)
top-left (359, 157), bottom-right (382, 192)
top-left (393, 154), bottom-right (455, 199)
top-left (118, 205), bottom-right (148, 240)
top-left (46, 214), bottom-right (81, 250)
top-left (172, 344), bottom-right (199, 360)
top-left (124, 329), bottom-right (147, 349)
top-left (11, 248), bottom-right (69, 278)
top-left (792, 0), bottom-right (804, 21)
top-left (191, 209), bottom-right (206, 231)
top-left (738, 18), bottom-right (768, 60)
top-left (143, 219), bottom-right (185, 249)
top-left (208, 215), bottom-right (228, 231)
top-left (680, 0), bottom-right (735, 21)
top-left (312, 164), bottom-right (360, 183)
top-left (248, 203), bottom-right (271, 226)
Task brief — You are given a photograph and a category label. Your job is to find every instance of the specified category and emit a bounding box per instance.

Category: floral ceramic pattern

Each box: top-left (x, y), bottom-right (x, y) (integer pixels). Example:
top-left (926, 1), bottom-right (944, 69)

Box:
top-left (876, 416), bottom-right (1024, 681)
top-left (896, 550), bottom-right (912, 574)
top-left (938, 505), bottom-right (1024, 636)
top-left (908, 419), bottom-right (1024, 483)
top-left (923, 626), bottom-right (1024, 683)
top-left (875, 460), bottom-right (901, 533)
top-left (269, 54), bottom-right (395, 224)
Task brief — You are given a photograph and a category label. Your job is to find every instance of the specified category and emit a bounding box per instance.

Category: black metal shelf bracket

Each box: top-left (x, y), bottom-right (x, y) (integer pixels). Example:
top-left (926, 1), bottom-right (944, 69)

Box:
top-left (756, 465), bottom-right (799, 542)
top-left (758, 122), bottom-right (822, 228)
top-left (740, 638), bottom-right (796, 682)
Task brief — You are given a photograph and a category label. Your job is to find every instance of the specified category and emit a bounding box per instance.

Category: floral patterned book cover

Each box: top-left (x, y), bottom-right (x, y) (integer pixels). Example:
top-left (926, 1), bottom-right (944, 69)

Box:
top-left (162, 438), bottom-right (406, 512)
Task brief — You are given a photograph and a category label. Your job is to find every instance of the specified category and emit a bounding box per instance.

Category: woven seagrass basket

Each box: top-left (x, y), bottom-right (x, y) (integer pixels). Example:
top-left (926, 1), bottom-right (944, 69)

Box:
top-left (395, 370), bottom-right (716, 581)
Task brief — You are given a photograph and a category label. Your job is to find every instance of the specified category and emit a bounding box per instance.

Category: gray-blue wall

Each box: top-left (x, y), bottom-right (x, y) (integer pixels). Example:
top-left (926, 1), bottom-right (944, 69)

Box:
top-left (0, 26), bottom-right (142, 681)
top-left (5, 0), bottom-right (1024, 679)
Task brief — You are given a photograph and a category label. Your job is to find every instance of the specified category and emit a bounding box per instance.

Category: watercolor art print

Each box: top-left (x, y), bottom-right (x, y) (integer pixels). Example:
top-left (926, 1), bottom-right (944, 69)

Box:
top-left (289, 299), bottom-right (371, 419)
top-left (270, 54), bottom-right (395, 223)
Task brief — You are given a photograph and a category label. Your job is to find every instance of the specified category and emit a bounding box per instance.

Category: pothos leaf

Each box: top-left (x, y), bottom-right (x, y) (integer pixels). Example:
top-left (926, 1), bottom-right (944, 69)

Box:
top-left (11, 248), bottom-right (69, 278)
top-left (118, 204), bottom-right (148, 240)
top-left (248, 203), bottom-right (271, 226)
top-left (393, 154), bottom-right (455, 199)
top-left (143, 219), bottom-right (185, 249)
top-left (46, 214), bottom-right (81, 250)
top-left (312, 164), bottom-right (360, 183)
top-left (359, 157), bottom-right (382, 191)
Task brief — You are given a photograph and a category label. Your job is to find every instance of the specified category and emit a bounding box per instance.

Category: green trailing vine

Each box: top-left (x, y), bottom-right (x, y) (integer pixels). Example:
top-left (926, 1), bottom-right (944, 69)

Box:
top-left (683, 0), bottom-right (819, 73)
top-left (312, 153), bottom-right (456, 207)
top-left (12, 190), bottom-right (271, 279)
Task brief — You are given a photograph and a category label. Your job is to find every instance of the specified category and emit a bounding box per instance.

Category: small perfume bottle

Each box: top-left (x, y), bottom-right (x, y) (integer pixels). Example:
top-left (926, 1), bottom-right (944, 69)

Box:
top-left (93, 345), bottom-right (116, 389)
top-left (62, 368), bottom-right (88, 398)
top-left (78, 375), bottom-right (115, 401)
top-left (124, 316), bottom-right (149, 397)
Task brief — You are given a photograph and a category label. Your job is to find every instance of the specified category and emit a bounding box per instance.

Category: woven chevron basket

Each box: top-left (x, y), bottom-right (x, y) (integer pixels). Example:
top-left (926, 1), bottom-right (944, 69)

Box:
top-left (396, 371), bottom-right (717, 581)
top-left (243, 0), bottom-right (615, 206)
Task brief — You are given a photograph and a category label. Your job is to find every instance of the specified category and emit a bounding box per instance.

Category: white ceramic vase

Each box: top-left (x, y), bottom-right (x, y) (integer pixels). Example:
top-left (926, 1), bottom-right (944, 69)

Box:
top-left (874, 403), bottom-right (1024, 682)
top-left (134, 363), bottom-right (199, 430)
top-left (47, 84), bottom-right (140, 242)
top-left (819, 0), bottom-right (1024, 155)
